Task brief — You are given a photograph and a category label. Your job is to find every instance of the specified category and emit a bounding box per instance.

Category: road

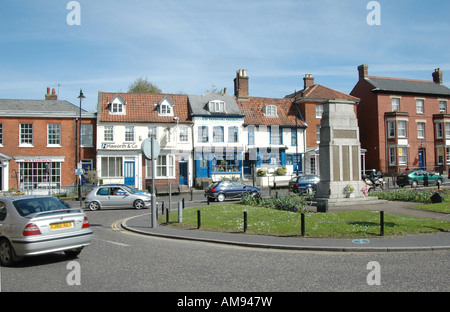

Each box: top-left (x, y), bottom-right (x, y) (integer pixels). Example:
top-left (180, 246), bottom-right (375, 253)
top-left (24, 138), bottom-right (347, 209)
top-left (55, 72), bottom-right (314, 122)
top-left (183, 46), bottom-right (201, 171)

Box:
top-left (1, 199), bottom-right (449, 293)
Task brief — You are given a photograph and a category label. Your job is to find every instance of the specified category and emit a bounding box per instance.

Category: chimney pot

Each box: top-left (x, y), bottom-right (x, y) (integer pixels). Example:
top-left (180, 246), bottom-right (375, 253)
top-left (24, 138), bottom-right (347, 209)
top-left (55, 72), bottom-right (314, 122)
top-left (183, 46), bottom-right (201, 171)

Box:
top-left (303, 74), bottom-right (314, 89)
top-left (234, 69), bottom-right (249, 100)
top-left (358, 64), bottom-right (369, 80)
top-left (433, 68), bottom-right (443, 85)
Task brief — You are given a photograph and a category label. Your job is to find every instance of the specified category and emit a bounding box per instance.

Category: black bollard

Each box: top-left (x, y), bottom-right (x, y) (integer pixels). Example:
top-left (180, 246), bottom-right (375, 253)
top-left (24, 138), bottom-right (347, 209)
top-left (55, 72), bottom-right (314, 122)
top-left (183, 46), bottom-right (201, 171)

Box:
top-left (243, 211), bottom-right (248, 233)
top-left (301, 213), bottom-right (305, 237)
top-left (380, 211), bottom-right (384, 236)
top-left (197, 210), bottom-right (201, 229)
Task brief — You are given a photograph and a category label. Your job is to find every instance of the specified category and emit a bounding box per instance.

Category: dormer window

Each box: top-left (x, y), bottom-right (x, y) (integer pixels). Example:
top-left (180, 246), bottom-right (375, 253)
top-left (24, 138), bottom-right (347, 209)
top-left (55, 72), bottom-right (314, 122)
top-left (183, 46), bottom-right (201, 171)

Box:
top-left (265, 105), bottom-right (277, 117)
top-left (109, 95), bottom-right (127, 115)
top-left (209, 100), bottom-right (226, 113)
top-left (157, 96), bottom-right (174, 116)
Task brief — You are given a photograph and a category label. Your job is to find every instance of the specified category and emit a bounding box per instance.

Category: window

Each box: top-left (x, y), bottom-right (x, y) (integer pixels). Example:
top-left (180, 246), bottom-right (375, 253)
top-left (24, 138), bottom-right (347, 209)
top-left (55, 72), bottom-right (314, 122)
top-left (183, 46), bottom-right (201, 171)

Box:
top-left (104, 126), bottom-right (114, 142)
top-left (248, 125), bottom-right (255, 145)
top-left (316, 125), bottom-right (321, 142)
top-left (389, 147), bottom-right (396, 166)
top-left (19, 162), bottom-right (61, 190)
top-left (416, 99), bottom-right (424, 114)
top-left (228, 126), bottom-right (238, 143)
top-left (213, 126), bottom-right (224, 142)
top-left (0, 202), bottom-right (6, 221)
top-left (392, 98), bottom-right (400, 111)
top-left (47, 123), bottom-right (61, 146)
top-left (447, 147), bottom-right (450, 165)
top-left (398, 121), bottom-right (407, 138)
top-left (110, 100), bottom-right (125, 115)
top-left (436, 122), bottom-right (443, 139)
top-left (260, 148), bottom-right (282, 166)
top-left (198, 126), bottom-right (208, 143)
top-left (146, 155), bottom-right (175, 177)
top-left (387, 121), bottom-right (395, 138)
top-left (270, 126), bottom-right (282, 145)
top-left (437, 147), bottom-right (444, 165)
top-left (160, 103), bottom-right (172, 115)
top-left (446, 123), bottom-right (450, 138)
top-left (179, 127), bottom-right (189, 142)
top-left (125, 126), bottom-right (135, 142)
top-left (417, 122), bottom-right (425, 139)
top-left (439, 100), bottom-right (447, 113)
top-left (316, 104), bottom-right (324, 118)
top-left (212, 151), bottom-right (240, 172)
top-left (265, 105), bottom-right (277, 117)
top-left (291, 128), bottom-right (297, 146)
top-left (209, 100), bottom-right (226, 113)
top-left (398, 147), bottom-right (407, 166)
top-left (81, 124), bottom-right (93, 146)
top-left (20, 123), bottom-right (33, 146)
top-left (101, 157), bottom-right (123, 177)
top-left (148, 126), bottom-right (157, 140)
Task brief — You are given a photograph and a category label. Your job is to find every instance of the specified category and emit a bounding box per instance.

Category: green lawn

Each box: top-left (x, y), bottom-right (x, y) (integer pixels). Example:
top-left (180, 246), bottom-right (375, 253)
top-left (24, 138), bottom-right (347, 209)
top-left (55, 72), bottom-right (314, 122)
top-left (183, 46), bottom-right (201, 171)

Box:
top-left (158, 203), bottom-right (450, 238)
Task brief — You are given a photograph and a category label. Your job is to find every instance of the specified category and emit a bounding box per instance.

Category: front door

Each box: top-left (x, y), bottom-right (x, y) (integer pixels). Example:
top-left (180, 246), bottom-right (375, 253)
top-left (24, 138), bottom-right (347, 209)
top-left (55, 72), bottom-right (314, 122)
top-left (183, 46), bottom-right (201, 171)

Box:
top-left (124, 161), bottom-right (135, 187)
top-left (179, 162), bottom-right (188, 185)
top-left (418, 149), bottom-right (425, 170)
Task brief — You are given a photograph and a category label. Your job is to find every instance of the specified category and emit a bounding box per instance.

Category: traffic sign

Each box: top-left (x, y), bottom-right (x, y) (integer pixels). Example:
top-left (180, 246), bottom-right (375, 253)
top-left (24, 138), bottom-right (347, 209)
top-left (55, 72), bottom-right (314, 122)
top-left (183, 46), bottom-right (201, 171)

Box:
top-left (141, 138), bottom-right (160, 160)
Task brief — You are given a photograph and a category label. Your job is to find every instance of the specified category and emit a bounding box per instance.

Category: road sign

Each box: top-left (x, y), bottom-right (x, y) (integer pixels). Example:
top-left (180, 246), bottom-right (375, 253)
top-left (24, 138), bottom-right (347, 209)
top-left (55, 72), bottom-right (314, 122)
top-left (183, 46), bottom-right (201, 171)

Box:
top-left (141, 138), bottom-right (160, 160)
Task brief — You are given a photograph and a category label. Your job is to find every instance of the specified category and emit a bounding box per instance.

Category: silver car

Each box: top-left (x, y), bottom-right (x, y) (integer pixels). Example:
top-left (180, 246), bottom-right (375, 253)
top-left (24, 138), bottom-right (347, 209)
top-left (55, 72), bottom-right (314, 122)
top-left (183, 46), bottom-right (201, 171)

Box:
top-left (0, 196), bottom-right (93, 267)
top-left (85, 185), bottom-right (153, 210)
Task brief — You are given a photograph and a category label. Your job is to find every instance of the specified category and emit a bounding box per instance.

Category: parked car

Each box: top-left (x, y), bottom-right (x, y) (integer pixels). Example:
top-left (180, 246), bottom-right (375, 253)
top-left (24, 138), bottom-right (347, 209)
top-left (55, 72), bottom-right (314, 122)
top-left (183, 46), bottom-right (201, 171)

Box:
top-left (0, 196), bottom-right (93, 267)
top-left (204, 180), bottom-right (261, 202)
top-left (101, 184), bottom-right (150, 195)
top-left (397, 170), bottom-right (444, 188)
top-left (85, 185), bottom-right (154, 210)
top-left (289, 175), bottom-right (320, 195)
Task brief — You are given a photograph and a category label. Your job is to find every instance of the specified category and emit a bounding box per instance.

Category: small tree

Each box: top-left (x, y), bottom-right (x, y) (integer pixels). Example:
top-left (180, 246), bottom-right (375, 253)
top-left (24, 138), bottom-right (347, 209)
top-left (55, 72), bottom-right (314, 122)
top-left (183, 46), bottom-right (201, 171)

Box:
top-left (128, 77), bottom-right (162, 94)
top-left (83, 170), bottom-right (99, 185)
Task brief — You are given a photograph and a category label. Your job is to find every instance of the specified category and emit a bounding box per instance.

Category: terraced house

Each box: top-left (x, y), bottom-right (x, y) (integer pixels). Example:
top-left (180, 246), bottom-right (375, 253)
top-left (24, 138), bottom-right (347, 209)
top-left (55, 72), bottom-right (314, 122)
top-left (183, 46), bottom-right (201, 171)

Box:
top-left (96, 92), bottom-right (192, 192)
top-left (351, 64), bottom-right (450, 174)
top-left (0, 88), bottom-right (96, 194)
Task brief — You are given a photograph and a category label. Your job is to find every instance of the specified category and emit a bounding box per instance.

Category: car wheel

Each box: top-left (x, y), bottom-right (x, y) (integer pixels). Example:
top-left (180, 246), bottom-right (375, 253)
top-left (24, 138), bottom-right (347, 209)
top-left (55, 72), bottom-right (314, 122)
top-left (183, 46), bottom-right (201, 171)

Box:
top-left (306, 186), bottom-right (314, 196)
top-left (64, 248), bottom-right (82, 259)
top-left (134, 199), bottom-right (145, 209)
top-left (0, 239), bottom-right (16, 267)
top-left (88, 201), bottom-right (101, 211)
top-left (411, 180), bottom-right (418, 188)
top-left (250, 191), bottom-right (258, 197)
top-left (217, 193), bottom-right (225, 202)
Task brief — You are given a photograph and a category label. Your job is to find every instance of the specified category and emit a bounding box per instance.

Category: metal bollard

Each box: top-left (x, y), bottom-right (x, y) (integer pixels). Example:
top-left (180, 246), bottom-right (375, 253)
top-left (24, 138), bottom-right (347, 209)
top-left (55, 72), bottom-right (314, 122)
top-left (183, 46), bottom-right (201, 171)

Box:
top-left (301, 213), bottom-right (305, 237)
top-left (178, 201), bottom-right (183, 223)
top-left (190, 189), bottom-right (193, 201)
top-left (182, 198), bottom-right (185, 209)
top-left (166, 208), bottom-right (169, 225)
top-left (380, 211), bottom-right (384, 236)
top-left (243, 211), bottom-right (248, 233)
top-left (197, 210), bottom-right (201, 229)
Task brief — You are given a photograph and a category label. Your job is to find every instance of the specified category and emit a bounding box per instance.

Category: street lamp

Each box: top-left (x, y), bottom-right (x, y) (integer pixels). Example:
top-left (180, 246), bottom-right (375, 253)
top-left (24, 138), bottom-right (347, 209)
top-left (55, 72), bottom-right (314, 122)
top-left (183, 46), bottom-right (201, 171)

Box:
top-left (77, 89), bottom-right (85, 206)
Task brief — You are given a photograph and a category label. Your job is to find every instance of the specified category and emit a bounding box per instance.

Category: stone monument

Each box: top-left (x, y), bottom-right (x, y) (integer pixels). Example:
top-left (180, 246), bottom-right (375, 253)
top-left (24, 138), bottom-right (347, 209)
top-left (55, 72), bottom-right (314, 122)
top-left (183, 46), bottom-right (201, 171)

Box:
top-left (315, 99), bottom-right (374, 211)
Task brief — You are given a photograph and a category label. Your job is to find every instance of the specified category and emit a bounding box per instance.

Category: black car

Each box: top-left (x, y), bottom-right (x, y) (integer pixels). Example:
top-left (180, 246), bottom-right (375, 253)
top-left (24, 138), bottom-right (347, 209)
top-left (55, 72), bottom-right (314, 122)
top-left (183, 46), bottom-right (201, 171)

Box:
top-left (204, 180), bottom-right (261, 202)
top-left (289, 175), bottom-right (320, 195)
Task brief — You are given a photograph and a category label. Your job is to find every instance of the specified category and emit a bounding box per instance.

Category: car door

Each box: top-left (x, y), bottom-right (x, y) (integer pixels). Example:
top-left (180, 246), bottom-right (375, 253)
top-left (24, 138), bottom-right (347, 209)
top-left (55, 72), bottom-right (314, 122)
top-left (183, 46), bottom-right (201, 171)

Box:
top-left (109, 187), bottom-right (133, 208)
top-left (231, 181), bottom-right (246, 198)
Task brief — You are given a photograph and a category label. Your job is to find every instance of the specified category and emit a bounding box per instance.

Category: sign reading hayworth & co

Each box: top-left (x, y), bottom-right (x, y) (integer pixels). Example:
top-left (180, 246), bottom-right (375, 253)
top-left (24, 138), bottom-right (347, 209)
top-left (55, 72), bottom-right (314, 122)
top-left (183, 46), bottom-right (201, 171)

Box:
top-left (101, 143), bottom-right (139, 150)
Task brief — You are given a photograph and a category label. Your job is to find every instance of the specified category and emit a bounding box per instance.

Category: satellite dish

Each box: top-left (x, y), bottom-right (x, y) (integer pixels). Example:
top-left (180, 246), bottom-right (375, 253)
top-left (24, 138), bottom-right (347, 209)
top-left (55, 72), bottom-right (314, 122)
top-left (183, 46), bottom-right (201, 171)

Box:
top-left (141, 138), bottom-right (160, 160)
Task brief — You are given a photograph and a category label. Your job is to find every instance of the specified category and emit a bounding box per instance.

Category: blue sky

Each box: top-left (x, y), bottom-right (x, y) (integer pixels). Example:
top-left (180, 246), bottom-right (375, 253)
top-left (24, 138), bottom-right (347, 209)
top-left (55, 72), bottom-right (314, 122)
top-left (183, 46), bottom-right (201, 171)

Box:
top-left (1, 0), bottom-right (449, 112)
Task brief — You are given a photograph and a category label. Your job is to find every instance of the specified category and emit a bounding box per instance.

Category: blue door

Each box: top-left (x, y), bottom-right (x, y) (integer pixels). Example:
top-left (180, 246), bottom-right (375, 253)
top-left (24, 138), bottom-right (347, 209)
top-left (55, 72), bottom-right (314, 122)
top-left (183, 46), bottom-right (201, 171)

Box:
top-left (418, 149), bottom-right (425, 170)
top-left (124, 161), bottom-right (135, 187)
top-left (179, 162), bottom-right (188, 185)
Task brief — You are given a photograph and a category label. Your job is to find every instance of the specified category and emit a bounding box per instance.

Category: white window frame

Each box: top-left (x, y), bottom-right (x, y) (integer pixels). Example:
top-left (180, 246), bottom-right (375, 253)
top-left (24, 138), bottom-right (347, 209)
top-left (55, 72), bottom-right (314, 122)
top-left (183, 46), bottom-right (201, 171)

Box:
top-left (47, 123), bottom-right (61, 147)
top-left (81, 124), bottom-right (93, 147)
top-left (417, 122), bottom-right (425, 139)
top-left (146, 155), bottom-right (175, 178)
top-left (209, 100), bottom-right (226, 113)
top-left (265, 105), bottom-right (277, 117)
top-left (391, 97), bottom-right (400, 111)
top-left (387, 121), bottom-right (395, 138)
top-left (104, 126), bottom-right (114, 142)
top-left (389, 147), bottom-right (396, 166)
top-left (398, 121), bottom-right (407, 138)
top-left (436, 122), bottom-right (443, 139)
top-left (416, 99), bottom-right (424, 114)
top-left (179, 126), bottom-right (189, 143)
top-left (124, 126), bottom-right (135, 142)
top-left (20, 123), bottom-right (33, 146)
top-left (439, 100), bottom-right (447, 113)
top-left (316, 104), bottom-right (324, 118)
top-left (398, 147), bottom-right (407, 166)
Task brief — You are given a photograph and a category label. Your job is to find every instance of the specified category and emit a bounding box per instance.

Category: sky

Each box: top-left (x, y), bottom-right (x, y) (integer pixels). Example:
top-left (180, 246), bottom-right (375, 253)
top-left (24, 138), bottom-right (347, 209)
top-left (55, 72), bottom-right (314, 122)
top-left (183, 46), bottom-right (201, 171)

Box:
top-left (1, 0), bottom-right (450, 112)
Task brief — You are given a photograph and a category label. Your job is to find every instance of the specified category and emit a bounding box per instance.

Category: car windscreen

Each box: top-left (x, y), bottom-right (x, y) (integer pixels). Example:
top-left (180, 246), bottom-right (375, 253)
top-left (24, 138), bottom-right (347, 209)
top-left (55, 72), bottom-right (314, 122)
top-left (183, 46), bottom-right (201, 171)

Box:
top-left (13, 197), bottom-right (73, 217)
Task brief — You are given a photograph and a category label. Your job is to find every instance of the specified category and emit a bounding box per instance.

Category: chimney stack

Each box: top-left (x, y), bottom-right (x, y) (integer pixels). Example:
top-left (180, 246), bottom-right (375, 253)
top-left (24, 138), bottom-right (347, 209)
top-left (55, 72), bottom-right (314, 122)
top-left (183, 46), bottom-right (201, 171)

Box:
top-left (45, 87), bottom-right (58, 100)
top-left (303, 74), bottom-right (314, 89)
top-left (433, 68), bottom-right (443, 85)
top-left (234, 69), bottom-right (249, 100)
top-left (358, 64), bottom-right (369, 80)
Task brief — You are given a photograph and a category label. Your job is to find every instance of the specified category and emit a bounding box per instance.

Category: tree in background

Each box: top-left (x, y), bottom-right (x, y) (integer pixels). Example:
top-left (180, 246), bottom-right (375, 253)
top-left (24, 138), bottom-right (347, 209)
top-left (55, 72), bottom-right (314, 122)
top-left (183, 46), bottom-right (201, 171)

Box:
top-left (128, 77), bottom-right (162, 93)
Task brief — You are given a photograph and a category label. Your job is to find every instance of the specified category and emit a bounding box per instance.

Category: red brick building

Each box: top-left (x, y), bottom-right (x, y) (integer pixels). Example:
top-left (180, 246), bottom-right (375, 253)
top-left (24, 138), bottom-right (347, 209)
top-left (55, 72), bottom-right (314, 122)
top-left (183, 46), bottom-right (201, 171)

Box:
top-left (0, 88), bottom-right (96, 194)
top-left (350, 65), bottom-right (450, 174)
top-left (286, 74), bottom-right (360, 174)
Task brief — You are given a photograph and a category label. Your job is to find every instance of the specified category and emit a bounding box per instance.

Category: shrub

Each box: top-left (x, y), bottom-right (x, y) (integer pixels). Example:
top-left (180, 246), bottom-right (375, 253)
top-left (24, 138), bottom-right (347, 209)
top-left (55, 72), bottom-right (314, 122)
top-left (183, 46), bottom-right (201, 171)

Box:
top-left (275, 166), bottom-right (287, 176)
top-left (370, 188), bottom-right (446, 203)
top-left (240, 193), bottom-right (307, 213)
top-left (257, 169), bottom-right (267, 176)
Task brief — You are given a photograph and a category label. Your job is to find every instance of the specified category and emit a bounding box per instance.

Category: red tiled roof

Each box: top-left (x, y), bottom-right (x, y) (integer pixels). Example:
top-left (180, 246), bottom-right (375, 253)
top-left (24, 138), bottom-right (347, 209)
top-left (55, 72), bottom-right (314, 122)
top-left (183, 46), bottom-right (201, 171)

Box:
top-left (301, 84), bottom-right (359, 101)
top-left (237, 97), bottom-right (306, 127)
top-left (98, 92), bottom-right (192, 124)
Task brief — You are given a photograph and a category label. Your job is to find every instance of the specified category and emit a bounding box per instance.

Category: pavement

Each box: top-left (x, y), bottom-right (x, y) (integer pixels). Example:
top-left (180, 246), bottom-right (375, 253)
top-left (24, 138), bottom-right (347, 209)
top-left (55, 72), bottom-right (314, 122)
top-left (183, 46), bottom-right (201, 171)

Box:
top-left (119, 197), bottom-right (450, 252)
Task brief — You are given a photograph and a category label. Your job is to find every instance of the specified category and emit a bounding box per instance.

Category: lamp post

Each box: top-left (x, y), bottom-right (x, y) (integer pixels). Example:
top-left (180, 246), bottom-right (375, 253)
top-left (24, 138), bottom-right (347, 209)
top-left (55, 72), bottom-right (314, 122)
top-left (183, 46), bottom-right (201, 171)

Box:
top-left (77, 89), bottom-right (85, 206)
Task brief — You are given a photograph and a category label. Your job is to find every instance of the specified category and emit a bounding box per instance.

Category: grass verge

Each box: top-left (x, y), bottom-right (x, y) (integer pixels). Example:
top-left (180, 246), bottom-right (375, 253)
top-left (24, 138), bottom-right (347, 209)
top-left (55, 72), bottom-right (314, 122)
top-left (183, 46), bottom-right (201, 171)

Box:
top-left (158, 203), bottom-right (450, 238)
